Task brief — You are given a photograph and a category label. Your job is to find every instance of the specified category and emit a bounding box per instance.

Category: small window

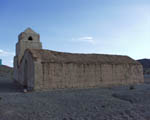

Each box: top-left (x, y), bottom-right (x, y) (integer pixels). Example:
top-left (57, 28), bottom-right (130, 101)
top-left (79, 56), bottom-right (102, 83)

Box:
top-left (28, 36), bottom-right (33, 41)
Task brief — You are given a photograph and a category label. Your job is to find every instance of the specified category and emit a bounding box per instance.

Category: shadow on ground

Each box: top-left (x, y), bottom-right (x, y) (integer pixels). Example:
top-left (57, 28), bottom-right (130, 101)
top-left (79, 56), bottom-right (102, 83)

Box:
top-left (0, 77), bottom-right (20, 93)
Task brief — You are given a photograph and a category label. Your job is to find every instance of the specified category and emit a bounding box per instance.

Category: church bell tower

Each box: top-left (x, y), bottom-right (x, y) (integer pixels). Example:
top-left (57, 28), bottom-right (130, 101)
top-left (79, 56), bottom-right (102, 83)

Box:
top-left (13, 28), bottom-right (42, 82)
top-left (16, 28), bottom-right (42, 63)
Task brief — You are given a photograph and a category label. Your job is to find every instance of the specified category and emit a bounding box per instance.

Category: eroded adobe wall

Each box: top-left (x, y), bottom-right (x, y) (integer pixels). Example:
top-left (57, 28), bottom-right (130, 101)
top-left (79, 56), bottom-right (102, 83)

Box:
top-left (16, 41), bottom-right (42, 64)
top-left (18, 52), bottom-right (35, 89)
top-left (34, 62), bottom-right (144, 90)
top-left (13, 56), bottom-right (18, 82)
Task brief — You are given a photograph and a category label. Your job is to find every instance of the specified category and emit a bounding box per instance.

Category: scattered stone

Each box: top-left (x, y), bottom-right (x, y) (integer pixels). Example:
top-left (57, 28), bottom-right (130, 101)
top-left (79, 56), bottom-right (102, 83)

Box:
top-left (129, 85), bottom-right (135, 90)
top-left (23, 89), bottom-right (28, 93)
top-left (62, 118), bottom-right (67, 120)
top-left (101, 105), bottom-right (105, 108)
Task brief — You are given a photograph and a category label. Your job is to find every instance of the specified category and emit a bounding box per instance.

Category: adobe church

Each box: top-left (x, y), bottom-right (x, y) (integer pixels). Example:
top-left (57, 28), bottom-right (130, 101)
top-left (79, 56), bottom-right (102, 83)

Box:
top-left (13, 28), bottom-right (144, 91)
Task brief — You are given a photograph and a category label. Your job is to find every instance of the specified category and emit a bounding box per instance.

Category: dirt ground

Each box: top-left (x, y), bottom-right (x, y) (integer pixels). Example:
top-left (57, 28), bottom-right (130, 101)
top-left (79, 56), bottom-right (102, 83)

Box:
top-left (0, 75), bottom-right (150, 120)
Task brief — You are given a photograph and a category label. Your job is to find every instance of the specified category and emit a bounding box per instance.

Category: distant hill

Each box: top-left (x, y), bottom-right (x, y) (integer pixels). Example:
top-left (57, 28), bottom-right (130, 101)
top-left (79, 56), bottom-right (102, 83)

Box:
top-left (137, 59), bottom-right (150, 74)
top-left (0, 65), bottom-right (13, 77)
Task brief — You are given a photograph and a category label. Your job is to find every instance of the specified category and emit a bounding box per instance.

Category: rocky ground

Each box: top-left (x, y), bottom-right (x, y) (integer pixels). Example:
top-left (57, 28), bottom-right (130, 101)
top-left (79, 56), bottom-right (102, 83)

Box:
top-left (0, 72), bottom-right (150, 120)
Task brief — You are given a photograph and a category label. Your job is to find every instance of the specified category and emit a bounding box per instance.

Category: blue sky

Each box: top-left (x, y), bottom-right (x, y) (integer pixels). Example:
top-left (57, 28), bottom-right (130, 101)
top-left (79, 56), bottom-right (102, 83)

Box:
top-left (0, 0), bottom-right (150, 66)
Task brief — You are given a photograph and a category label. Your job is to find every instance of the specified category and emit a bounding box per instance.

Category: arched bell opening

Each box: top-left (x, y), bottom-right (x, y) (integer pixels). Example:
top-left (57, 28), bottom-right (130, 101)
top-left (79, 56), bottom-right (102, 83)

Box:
top-left (28, 36), bottom-right (33, 41)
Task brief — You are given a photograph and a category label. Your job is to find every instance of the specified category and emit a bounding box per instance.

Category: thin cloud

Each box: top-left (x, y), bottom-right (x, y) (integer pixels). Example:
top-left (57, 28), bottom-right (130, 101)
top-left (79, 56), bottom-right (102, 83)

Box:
top-left (0, 49), bottom-right (14, 67)
top-left (0, 49), bottom-right (15, 57)
top-left (73, 36), bottom-right (96, 44)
